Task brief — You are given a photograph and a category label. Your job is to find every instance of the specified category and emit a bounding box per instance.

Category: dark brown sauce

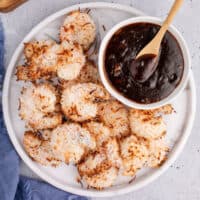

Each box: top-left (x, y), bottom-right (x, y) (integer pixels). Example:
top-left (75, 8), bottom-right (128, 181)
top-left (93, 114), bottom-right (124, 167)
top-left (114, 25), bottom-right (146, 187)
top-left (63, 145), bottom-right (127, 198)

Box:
top-left (105, 23), bottom-right (184, 104)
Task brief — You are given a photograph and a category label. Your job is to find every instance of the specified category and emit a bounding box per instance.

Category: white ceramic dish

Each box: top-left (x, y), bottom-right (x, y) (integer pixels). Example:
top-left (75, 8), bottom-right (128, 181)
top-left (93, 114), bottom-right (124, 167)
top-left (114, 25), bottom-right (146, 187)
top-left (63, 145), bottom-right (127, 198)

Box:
top-left (2, 2), bottom-right (196, 197)
top-left (99, 16), bottom-right (191, 110)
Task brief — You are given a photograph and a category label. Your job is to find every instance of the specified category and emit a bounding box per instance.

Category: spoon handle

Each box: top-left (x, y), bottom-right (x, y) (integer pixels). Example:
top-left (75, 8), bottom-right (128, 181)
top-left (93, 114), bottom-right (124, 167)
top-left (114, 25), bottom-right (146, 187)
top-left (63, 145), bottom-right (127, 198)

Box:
top-left (0, 0), bottom-right (27, 13)
top-left (156, 0), bottom-right (183, 42)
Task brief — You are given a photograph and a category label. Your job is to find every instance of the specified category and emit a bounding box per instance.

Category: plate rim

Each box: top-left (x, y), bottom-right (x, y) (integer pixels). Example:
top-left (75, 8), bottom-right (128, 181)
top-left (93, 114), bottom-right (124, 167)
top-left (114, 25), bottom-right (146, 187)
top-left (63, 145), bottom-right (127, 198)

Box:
top-left (2, 2), bottom-right (196, 197)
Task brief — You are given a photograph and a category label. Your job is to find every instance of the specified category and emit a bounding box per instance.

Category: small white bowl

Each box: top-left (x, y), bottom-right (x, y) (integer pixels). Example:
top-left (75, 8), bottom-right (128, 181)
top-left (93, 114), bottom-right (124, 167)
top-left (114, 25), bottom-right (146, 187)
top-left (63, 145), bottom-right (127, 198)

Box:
top-left (98, 16), bottom-right (191, 109)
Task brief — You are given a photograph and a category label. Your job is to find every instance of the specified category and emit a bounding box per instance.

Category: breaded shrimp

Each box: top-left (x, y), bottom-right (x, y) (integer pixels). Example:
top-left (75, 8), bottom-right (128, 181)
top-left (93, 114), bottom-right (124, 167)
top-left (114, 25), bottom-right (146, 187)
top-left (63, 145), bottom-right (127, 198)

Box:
top-left (60, 11), bottom-right (96, 50)
top-left (23, 131), bottom-right (61, 167)
top-left (50, 123), bottom-right (96, 164)
top-left (56, 41), bottom-right (86, 81)
top-left (16, 40), bottom-right (59, 81)
top-left (97, 100), bottom-right (129, 138)
top-left (78, 61), bottom-right (100, 84)
top-left (61, 83), bottom-right (110, 122)
top-left (120, 135), bottom-right (148, 176)
top-left (120, 134), bottom-right (169, 176)
top-left (77, 138), bottom-right (120, 189)
top-left (80, 165), bottom-right (118, 189)
top-left (129, 105), bottom-right (174, 140)
top-left (84, 122), bottom-right (111, 147)
top-left (60, 61), bottom-right (100, 88)
top-left (129, 109), bottom-right (167, 140)
top-left (19, 83), bottom-right (62, 130)
top-left (24, 40), bottom-right (56, 61)
top-left (102, 137), bottom-right (122, 168)
top-left (146, 138), bottom-right (169, 168)
top-left (16, 40), bottom-right (85, 81)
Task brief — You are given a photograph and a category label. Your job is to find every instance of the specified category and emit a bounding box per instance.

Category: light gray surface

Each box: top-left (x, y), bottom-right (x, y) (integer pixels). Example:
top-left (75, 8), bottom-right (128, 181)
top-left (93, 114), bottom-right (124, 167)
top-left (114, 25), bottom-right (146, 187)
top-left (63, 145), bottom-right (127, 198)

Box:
top-left (1, 0), bottom-right (200, 199)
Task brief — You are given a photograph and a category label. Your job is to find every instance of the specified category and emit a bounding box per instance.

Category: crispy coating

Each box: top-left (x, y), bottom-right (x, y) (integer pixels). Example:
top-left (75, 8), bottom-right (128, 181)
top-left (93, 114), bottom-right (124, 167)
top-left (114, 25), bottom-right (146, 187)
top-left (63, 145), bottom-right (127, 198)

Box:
top-left (102, 137), bottom-right (122, 168)
top-left (153, 104), bottom-right (174, 115)
top-left (84, 122), bottom-right (111, 147)
top-left (60, 11), bottom-right (96, 50)
top-left (129, 109), bottom-right (167, 140)
top-left (16, 40), bottom-right (85, 81)
top-left (50, 123), bottom-right (96, 164)
top-left (24, 40), bottom-right (56, 61)
top-left (120, 134), bottom-right (169, 176)
top-left (16, 40), bottom-right (58, 81)
top-left (97, 100), bottom-right (129, 138)
top-left (23, 131), bottom-right (61, 167)
top-left (19, 83), bottom-right (62, 130)
top-left (81, 166), bottom-right (118, 189)
top-left (56, 41), bottom-right (85, 80)
top-left (60, 61), bottom-right (100, 88)
top-left (41, 129), bottom-right (52, 140)
top-left (77, 61), bottom-right (100, 84)
top-left (78, 138), bottom-right (120, 189)
top-left (16, 65), bottom-right (32, 81)
top-left (120, 135), bottom-right (149, 176)
top-left (61, 83), bottom-right (110, 122)
top-left (145, 138), bottom-right (169, 168)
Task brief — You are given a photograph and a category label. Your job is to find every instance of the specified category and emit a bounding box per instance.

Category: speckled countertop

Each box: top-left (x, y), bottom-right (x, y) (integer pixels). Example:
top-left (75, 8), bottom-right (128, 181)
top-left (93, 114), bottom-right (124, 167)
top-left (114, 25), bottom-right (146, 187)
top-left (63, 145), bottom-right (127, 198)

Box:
top-left (1, 0), bottom-right (200, 199)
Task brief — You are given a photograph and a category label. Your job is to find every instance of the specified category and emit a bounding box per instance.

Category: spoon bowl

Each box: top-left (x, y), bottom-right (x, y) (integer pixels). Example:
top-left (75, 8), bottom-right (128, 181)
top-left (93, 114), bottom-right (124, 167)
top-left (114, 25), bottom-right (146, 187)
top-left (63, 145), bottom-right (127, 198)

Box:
top-left (130, 50), bottom-right (161, 83)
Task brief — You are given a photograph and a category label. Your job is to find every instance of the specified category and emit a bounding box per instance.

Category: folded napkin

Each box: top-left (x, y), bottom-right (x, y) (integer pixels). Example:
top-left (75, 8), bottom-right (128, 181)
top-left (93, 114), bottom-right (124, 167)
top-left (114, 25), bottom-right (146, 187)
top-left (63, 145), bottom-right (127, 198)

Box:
top-left (0, 21), bottom-right (87, 200)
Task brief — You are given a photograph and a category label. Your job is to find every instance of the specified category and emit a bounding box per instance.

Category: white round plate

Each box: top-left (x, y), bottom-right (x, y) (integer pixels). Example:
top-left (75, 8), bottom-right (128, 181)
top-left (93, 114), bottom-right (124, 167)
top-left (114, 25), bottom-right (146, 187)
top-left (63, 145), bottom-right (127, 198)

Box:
top-left (2, 2), bottom-right (196, 197)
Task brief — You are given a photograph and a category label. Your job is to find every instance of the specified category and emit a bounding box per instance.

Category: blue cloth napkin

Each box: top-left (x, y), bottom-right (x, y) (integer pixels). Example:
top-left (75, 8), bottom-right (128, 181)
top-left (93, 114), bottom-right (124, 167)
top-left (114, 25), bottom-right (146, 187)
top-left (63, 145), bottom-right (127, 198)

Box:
top-left (0, 21), bottom-right (87, 200)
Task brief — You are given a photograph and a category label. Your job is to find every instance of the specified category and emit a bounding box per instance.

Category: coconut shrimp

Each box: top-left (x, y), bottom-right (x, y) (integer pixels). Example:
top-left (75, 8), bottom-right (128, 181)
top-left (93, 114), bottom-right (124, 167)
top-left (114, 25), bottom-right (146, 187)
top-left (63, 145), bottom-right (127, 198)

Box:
top-left (84, 122), bottom-right (111, 147)
top-left (145, 138), bottom-right (169, 168)
top-left (120, 134), bottom-right (169, 176)
top-left (60, 11), bottom-right (96, 50)
top-left (56, 41), bottom-right (85, 81)
top-left (97, 100), bottom-right (129, 138)
top-left (77, 138), bottom-right (121, 189)
top-left (16, 40), bottom-right (85, 81)
top-left (120, 135), bottom-right (149, 176)
top-left (50, 123), bottom-right (96, 164)
top-left (61, 83), bottom-right (110, 122)
top-left (16, 40), bottom-right (58, 81)
top-left (77, 61), bottom-right (100, 84)
top-left (60, 61), bottom-right (101, 88)
top-left (19, 83), bottom-right (62, 130)
top-left (129, 108), bottom-right (168, 140)
top-left (23, 131), bottom-right (61, 167)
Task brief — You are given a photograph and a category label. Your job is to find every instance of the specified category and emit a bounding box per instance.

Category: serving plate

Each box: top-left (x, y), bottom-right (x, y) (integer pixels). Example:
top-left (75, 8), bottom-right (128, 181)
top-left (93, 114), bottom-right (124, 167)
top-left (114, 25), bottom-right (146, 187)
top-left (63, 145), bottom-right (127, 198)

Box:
top-left (2, 2), bottom-right (196, 197)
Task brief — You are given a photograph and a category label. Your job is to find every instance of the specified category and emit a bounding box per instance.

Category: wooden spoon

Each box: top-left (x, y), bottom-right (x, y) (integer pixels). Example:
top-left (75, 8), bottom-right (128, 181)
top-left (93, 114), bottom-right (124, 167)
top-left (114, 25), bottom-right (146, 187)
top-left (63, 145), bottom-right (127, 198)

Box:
top-left (130, 0), bottom-right (183, 83)
top-left (0, 0), bottom-right (27, 13)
